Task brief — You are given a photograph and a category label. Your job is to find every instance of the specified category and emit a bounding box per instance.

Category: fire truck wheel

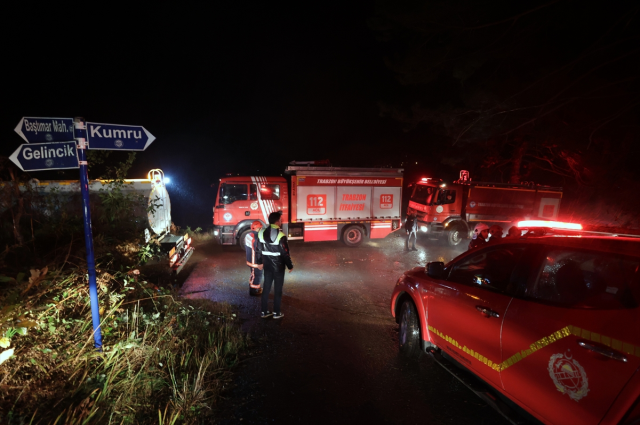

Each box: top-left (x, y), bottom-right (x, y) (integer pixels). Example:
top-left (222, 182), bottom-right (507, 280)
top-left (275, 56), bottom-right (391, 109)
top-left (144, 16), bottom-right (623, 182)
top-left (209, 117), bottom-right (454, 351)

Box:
top-left (399, 300), bottom-right (423, 359)
top-left (447, 226), bottom-right (464, 246)
top-left (342, 225), bottom-right (364, 247)
top-left (238, 229), bottom-right (250, 247)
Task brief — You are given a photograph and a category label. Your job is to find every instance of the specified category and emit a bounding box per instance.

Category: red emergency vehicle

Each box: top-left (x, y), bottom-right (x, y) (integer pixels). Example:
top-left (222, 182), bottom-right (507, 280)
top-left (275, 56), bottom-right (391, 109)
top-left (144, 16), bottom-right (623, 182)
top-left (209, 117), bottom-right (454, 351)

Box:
top-left (213, 166), bottom-right (404, 247)
top-left (391, 222), bottom-right (640, 424)
top-left (407, 171), bottom-right (563, 246)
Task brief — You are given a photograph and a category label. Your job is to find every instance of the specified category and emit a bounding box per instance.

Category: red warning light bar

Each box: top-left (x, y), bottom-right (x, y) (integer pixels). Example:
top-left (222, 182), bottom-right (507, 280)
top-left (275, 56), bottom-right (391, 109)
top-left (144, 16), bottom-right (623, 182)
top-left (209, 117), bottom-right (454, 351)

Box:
top-left (517, 220), bottom-right (582, 230)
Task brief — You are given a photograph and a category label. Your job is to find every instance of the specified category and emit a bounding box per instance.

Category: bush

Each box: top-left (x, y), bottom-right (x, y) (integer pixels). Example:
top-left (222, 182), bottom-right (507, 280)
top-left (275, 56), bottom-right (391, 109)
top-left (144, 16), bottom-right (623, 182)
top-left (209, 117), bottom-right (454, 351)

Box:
top-left (0, 260), bottom-right (245, 424)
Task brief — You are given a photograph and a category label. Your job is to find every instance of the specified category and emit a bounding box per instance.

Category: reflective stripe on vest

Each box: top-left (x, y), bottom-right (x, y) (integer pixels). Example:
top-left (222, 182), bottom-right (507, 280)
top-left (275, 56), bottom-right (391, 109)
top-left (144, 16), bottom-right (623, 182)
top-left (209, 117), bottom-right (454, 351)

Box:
top-left (262, 251), bottom-right (281, 256)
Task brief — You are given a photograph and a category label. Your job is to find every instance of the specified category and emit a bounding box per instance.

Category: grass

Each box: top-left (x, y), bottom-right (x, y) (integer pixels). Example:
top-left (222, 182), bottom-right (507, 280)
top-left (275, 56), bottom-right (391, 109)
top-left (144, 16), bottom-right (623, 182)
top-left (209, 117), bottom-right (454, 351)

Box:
top-left (0, 248), bottom-right (245, 424)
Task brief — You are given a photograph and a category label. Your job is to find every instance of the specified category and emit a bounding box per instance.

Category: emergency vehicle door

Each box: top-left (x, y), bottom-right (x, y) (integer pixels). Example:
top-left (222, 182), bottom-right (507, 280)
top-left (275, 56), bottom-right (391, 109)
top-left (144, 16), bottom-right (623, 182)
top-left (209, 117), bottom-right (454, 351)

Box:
top-left (500, 247), bottom-right (640, 425)
top-left (428, 245), bottom-right (526, 389)
top-left (256, 181), bottom-right (285, 223)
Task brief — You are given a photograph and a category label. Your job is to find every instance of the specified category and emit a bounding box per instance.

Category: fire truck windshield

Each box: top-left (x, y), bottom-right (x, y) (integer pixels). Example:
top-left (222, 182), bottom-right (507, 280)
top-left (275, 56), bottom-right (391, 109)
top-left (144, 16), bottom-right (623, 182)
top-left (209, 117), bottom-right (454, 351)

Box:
top-left (219, 183), bottom-right (257, 204)
top-left (411, 184), bottom-right (436, 205)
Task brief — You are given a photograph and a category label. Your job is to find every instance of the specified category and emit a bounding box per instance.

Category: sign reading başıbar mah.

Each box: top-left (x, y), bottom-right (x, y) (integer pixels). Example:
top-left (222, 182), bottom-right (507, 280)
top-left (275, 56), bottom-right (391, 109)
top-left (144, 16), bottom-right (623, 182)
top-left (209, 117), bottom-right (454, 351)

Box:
top-left (9, 141), bottom-right (79, 172)
top-left (86, 122), bottom-right (155, 151)
top-left (14, 117), bottom-right (75, 143)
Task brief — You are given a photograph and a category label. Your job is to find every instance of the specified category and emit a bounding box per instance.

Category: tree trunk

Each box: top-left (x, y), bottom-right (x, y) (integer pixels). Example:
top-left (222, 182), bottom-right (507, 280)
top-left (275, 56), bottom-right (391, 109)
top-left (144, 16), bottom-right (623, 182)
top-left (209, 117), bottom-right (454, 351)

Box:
top-left (509, 141), bottom-right (527, 184)
top-left (9, 168), bottom-right (24, 246)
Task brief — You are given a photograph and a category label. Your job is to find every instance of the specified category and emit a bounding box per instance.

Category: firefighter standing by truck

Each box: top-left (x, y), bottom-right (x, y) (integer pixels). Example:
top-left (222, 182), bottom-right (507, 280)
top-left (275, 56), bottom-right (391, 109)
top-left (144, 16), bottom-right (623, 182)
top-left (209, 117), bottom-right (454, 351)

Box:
top-left (257, 211), bottom-right (293, 319)
top-left (468, 223), bottom-right (490, 250)
top-left (488, 224), bottom-right (504, 243)
top-left (405, 212), bottom-right (418, 251)
top-left (245, 221), bottom-right (264, 296)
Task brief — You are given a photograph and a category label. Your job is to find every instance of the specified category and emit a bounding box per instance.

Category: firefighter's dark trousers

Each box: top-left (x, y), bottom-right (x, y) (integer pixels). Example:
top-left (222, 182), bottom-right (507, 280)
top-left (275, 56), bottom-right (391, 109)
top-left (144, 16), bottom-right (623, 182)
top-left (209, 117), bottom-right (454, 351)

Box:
top-left (262, 268), bottom-right (285, 314)
top-left (406, 231), bottom-right (417, 250)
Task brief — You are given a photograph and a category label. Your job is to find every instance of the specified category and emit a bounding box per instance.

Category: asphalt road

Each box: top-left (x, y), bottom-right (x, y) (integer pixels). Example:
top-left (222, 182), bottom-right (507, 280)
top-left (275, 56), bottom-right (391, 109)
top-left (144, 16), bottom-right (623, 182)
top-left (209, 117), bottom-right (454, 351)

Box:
top-left (180, 233), bottom-right (512, 425)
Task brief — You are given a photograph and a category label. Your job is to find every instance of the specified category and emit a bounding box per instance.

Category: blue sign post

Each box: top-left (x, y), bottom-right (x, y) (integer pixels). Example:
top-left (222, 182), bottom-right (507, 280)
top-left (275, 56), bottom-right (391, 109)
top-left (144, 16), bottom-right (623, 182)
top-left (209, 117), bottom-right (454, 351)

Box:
top-left (14, 117), bottom-right (75, 143)
top-left (86, 122), bottom-right (155, 151)
top-left (9, 141), bottom-right (79, 171)
top-left (11, 116), bottom-right (156, 351)
top-left (74, 118), bottom-right (103, 351)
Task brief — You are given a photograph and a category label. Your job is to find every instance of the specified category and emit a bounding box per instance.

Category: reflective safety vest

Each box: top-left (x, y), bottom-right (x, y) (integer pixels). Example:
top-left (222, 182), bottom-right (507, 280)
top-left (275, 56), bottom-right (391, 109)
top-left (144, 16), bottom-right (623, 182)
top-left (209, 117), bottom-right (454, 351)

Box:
top-left (258, 225), bottom-right (285, 256)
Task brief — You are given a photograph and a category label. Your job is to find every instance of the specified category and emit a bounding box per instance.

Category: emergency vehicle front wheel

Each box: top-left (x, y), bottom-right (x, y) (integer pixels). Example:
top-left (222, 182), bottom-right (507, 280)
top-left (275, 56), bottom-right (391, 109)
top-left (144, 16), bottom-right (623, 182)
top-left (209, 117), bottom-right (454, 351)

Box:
top-left (342, 225), bottom-right (364, 247)
top-left (399, 300), bottom-right (423, 359)
top-left (447, 227), bottom-right (464, 246)
top-left (238, 229), bottom-right (250, 247)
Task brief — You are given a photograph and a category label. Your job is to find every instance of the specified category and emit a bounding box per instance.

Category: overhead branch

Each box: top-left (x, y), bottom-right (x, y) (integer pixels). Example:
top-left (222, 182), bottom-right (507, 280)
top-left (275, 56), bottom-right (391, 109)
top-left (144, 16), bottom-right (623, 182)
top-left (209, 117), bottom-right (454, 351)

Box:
top-left (501, 35), bottom-right (640, 106)
top-left (428, 0), bottom-right (563, 31)
top-left (587, 97), bottom-right (640, 149)
top-left (539, 48), bottom-right (640, 112)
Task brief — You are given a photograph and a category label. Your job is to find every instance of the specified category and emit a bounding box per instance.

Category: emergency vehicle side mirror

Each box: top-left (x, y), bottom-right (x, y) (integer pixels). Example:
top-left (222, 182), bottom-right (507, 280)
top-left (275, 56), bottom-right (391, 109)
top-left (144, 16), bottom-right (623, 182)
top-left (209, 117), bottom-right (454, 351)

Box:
top-left (426, 262), bottom-right (445, 278)
top-left (216, 205), bottom-right (225, 209)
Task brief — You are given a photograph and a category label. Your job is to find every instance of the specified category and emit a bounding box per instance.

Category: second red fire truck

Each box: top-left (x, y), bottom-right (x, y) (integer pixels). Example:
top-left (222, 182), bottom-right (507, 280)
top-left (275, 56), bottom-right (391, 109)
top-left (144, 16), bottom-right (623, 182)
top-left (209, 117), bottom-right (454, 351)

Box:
top-left (407, 171), bottom-right (564, 246)
top-left (213, 165), bottom-right (404, 247)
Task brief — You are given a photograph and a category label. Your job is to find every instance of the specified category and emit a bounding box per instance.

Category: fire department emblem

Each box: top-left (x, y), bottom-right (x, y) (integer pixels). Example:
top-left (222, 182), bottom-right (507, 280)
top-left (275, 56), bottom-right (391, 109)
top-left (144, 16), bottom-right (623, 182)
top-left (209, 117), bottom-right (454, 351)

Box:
top-left (548, 352), bottom-right (589, 401)
top-left (470, 201), bottom-right (476, 208)
top-left (250, 202), bottom-right (258, 210)
top-left (223, 212), bottom-right (232, 221)
top-left (436, 205), bottom-right (444, 213)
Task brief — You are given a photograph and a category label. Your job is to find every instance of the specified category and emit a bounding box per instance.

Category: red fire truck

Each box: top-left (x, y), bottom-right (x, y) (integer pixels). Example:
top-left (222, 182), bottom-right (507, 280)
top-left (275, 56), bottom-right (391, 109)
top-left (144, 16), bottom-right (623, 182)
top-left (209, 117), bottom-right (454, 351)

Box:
top-left (213, 166), bottom-right (404, 247)
top-left (407, 171), bottom-right (563, 246)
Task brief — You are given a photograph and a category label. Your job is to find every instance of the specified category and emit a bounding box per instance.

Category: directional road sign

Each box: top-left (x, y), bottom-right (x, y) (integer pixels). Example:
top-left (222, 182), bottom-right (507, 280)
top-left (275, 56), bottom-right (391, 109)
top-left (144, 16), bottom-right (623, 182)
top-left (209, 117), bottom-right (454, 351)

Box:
top-left (86, 122), bottom-right (155, 151)
top-left (15, 117), bottom-right (75, 143)
top-left (9, 141), bottom-right (79, 172)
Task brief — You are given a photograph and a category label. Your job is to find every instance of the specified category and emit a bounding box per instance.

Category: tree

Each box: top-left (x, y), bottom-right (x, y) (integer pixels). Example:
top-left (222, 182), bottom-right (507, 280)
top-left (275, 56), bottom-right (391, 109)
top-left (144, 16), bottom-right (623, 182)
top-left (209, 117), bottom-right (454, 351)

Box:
top-left (0, 157), bottom-right (31, 246)
top-left (371, 0), bottom-right (640, 185)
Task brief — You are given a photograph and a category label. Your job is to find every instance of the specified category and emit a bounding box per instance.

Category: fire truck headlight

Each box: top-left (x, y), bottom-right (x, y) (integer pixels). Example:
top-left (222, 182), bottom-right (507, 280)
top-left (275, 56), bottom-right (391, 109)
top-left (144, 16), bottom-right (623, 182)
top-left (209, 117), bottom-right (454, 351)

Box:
top-left (213, 230), bottom-right (219, 236)
top-left (420, 226), bottom-right (428, 233)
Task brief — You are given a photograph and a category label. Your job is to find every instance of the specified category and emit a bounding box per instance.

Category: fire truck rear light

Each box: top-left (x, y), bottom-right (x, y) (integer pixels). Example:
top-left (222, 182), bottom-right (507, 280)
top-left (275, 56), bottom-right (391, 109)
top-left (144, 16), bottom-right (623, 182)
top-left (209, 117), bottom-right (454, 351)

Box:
top-left (170, 254), bottom-right (178, 266)
top-left (517, 220), bottom-right (582, 230)
top-left (187, 237), bottom-right (192, 246)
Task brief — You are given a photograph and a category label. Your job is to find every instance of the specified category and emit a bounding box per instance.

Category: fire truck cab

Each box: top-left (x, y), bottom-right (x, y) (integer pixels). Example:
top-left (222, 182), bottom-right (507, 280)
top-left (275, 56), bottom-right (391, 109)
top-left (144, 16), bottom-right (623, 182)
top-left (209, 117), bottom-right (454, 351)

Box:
top-left (213, 176), bottom-right (289, 246)
top-left (408, 171), bottom-right (563, 246)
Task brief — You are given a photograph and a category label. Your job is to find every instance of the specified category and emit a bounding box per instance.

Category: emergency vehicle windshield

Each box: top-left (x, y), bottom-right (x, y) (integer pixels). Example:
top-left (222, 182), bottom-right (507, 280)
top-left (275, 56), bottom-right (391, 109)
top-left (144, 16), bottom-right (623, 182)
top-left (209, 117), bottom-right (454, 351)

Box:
top-left (219, 183), bottom-right (257, 204)
top-left (411, 184), bottom-right (436, 205)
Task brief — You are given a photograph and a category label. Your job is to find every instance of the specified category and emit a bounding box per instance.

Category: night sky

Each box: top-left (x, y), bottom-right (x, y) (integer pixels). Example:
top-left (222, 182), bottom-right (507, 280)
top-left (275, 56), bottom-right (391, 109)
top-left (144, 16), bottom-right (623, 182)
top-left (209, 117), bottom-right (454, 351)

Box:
top-left (3, 1), bottom-right (640, 228)
top-left (2, 2), bottom-right (417, 227)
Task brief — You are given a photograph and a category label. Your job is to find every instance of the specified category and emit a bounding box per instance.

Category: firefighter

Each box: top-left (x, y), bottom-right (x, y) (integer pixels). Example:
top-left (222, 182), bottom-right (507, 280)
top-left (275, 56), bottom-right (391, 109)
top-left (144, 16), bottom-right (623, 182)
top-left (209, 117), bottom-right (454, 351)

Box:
top-left (405, 212), bottom-right (418, 251)
top-left (245, 220), bottom-right (264, 296)
top-left (505, 225), bottom-right (520, 238)
top-left (468, 223), bottom-right (490, 250)
top-left (256, 211), bottom-right (293, 319)
top-left (488, 224), bottom-right (504, 242)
